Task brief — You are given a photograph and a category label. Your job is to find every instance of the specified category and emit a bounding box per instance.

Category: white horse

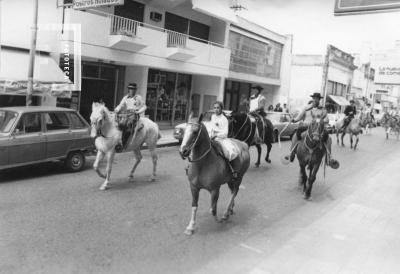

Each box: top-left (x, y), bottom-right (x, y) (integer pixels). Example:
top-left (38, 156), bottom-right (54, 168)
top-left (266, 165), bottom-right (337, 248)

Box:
top-left (90, 102), bottom-right (161, 190)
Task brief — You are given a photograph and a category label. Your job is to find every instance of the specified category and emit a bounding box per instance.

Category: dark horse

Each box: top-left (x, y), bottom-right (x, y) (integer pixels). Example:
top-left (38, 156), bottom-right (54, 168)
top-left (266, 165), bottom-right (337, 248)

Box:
top-left (179, 115), bottom-right (250, 235)
top-left (295, 119), bottom-right (327, 200)
top-left (229, 112), bottom-right (274, 167)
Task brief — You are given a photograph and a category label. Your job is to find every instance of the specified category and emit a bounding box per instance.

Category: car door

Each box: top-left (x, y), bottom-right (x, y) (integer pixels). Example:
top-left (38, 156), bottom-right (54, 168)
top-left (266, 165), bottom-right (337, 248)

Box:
top-left (8, 112), bottom-right (46, 165)
top-left (43, 112), bottom-right (73, 159)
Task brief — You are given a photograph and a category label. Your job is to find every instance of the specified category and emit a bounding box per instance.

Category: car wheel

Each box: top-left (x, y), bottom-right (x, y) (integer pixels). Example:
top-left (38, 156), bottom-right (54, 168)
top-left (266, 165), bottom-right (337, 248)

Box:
top-left (65, 151), bottom-right (85, 172)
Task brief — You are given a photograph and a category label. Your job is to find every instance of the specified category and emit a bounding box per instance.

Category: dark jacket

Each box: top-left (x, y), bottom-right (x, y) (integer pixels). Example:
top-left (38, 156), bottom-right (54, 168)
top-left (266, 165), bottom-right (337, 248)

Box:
top-left (344, 105), bottom-right (356, 117)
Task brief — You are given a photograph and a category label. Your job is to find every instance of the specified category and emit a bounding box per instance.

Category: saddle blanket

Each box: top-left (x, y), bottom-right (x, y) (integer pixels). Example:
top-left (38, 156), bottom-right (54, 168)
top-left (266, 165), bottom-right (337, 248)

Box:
top-left (215, 138), bottom-right (241, 161)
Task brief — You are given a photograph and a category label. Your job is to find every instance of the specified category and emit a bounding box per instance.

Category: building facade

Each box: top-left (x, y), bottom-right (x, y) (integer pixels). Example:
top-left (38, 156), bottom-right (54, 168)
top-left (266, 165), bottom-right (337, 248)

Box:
top-left (1, 0), bottom-right (292, 127)
top-left (290, 45), bottom-right (356, 113)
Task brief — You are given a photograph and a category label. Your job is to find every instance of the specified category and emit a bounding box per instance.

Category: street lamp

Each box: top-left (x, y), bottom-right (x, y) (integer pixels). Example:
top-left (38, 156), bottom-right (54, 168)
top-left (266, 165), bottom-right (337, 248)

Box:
top-left (26, 0), bottom-right (39, 106)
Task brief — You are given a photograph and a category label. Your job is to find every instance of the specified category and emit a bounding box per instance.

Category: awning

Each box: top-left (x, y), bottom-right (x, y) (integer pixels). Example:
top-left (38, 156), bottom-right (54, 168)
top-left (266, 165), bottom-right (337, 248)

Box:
top-left (0, 48), bottom-right (72, 97)
top-left (192, 0), bottom-right (238, 23)
top-left (328, 95), bottom-right (350, 106)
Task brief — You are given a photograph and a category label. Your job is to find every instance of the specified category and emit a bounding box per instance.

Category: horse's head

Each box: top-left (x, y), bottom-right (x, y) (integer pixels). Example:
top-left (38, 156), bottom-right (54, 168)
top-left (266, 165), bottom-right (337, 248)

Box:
top-left (307, 118), bottom-right (325, 143)
top-left (90, 102), bottom-right (108, 138)
top-left (179, 114), bottom-right (206, 159)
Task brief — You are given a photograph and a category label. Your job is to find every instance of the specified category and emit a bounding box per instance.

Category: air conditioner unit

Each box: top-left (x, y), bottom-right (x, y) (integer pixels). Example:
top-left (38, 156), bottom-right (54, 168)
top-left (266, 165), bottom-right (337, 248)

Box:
top-left (150, 12), bottom-right (162, 22)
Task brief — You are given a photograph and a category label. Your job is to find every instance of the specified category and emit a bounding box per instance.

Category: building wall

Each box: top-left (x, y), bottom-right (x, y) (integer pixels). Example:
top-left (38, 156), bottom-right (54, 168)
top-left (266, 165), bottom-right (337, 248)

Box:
top-left (192, 75), bottom-right (223, 114)
top-left (290, 64), bottom-right (324, 111)
top-left (327, 62), bottom-right (353, 86)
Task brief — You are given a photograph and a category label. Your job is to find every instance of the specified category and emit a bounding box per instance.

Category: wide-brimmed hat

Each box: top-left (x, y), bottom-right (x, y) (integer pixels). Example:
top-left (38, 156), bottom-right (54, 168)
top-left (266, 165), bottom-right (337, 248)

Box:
top-left (127, 83), bottom-right (137, 89)
top-left (310, 92), bottom-right (323, 99)
top-left (251, 85), bottom-right (263, 91)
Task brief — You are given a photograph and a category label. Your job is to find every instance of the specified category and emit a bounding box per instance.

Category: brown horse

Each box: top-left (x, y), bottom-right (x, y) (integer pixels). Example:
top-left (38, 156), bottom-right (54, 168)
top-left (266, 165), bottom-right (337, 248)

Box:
top-left (295, 119), bottom-right (327, 200)
top-left (229, 112), bottom-right (274, 167)
top-left (179, 115), bottom-right (250, 235)
top-left (335, 115), bottom-right (363, 150)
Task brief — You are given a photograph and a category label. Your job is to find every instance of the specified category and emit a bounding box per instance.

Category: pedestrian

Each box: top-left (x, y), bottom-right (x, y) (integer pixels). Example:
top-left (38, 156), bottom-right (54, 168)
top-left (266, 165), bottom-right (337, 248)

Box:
top-left (283, 103), bottom-right (289, 113)
top-left (267, 105), bottom-right (274, 111)
top-left (274, 103), bottom-right (283, 112)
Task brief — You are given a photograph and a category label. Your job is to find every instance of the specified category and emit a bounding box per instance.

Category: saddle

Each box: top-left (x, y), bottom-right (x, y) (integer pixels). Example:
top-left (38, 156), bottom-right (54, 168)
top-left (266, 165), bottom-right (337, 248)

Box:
top-left (249, 111), bottom-right (266, 144)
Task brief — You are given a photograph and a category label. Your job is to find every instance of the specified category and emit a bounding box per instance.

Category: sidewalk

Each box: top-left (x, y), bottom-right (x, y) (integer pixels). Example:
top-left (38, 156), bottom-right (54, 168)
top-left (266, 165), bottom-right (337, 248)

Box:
top-left (194, 148), bottom-right (400, 274)
top-left (157, 128), bottom-right (180, 147)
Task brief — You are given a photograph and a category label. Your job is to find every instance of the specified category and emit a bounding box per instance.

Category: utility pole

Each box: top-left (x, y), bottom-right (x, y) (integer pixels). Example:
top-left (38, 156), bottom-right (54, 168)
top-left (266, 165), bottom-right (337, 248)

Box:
top-left (26, 0), bottom-right (39, 106)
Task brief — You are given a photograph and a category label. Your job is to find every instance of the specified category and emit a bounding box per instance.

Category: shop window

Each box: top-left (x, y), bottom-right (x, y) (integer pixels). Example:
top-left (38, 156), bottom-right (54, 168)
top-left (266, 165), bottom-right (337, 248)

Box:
top-left (100, 66), bottom-right (115, 80)
top-left (229, 31), bottom-right (283, 79)
top-left (82, 64), bottom-right (99, 78)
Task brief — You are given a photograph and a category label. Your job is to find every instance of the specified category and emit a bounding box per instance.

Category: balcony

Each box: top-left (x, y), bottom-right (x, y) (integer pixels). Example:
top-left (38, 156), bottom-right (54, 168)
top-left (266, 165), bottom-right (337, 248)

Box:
top-left (64, 8), bottom-right (231, 75)
top-left (108, 14), bottom-right (147, 51)
top-left (165, 30), bottom-right (195, 61)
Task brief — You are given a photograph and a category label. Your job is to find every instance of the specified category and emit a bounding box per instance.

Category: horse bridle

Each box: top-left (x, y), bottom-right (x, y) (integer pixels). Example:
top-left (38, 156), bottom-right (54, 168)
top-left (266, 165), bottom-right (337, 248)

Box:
top-left (232, 114), bottom-right (252, 142)
top-left (91, 111), bottom-right (114, 139)
top-left (304, 120), bottom-right (324, 152)
top-left (182, 122), bottom-right (212, 162)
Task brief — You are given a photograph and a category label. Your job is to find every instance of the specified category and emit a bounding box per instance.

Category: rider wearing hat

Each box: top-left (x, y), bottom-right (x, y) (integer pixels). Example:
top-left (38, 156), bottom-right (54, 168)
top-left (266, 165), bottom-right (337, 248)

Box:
top-left (284, 92), bottom-right (339, 169)
top-left (115, 83), bottom-right (147, 151)
top-left (338, 99), bottom-right (357, 132)
top-left (249, 85), bottom-right (267, 143)
top-left (249, 85), bottom-right (267, 113)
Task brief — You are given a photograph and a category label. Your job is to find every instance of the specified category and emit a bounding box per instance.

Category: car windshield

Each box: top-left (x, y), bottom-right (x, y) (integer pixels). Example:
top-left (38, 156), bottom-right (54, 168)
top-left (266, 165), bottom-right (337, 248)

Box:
top-left (0, 110), bottom-right (18, 133)
top-left (266, 113), bottom-right (282, 122)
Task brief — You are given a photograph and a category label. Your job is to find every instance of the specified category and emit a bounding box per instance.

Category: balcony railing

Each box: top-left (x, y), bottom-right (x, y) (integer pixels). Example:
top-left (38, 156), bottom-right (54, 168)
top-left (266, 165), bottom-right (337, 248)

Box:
top-left (69, 9), bottom-right (226, 49)
top-left (166, 30), bottom-right (187, 48)
top-left (109, 14), bottom-right (139, 37)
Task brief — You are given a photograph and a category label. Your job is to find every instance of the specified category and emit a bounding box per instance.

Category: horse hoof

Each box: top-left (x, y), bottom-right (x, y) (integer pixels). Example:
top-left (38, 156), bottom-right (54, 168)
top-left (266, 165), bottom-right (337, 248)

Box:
top-left (184, 228), bottom-right (194, 235)
top-left (304, 195), bottom-right (312, 201)
top-left (265, 159), bottom-right (271, 164)
top-left (222, 214), bottom-right (229, 221)
top-left (255, 163), bottom-right (260, 168)
top-left (99, 185), bottom-right (108, 191)
top-left (149, 176), bottom-right (156, 182)
top-left (128, 176), bottom-right (134, 182)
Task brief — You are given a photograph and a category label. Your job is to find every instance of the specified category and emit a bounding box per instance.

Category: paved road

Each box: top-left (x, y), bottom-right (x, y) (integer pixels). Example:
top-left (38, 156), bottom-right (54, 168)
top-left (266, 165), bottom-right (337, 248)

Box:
top-left (0, 129), bottom-right (399, 274)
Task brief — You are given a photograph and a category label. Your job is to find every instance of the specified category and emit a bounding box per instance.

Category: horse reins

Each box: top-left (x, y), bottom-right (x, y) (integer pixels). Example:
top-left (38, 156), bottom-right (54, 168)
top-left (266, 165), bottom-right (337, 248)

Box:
top-left (184, 122), bottom-right (212, 163)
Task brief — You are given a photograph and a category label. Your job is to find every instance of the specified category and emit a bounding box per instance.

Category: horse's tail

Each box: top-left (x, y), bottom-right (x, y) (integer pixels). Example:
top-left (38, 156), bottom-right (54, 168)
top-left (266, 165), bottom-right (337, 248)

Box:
top-left (264, 118), bottom-right (274, 144)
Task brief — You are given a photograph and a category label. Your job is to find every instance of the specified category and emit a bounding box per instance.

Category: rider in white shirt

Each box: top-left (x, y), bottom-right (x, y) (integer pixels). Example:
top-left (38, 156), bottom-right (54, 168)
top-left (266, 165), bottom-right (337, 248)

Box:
top-left (115, 83), bottom-right (147, 150)
top-left (210, 101), bottom-right (238, 178)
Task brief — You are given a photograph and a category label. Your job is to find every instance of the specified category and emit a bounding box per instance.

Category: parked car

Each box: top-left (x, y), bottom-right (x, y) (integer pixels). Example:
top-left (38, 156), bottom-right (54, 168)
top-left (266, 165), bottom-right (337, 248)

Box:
top-left (265, 112), bottom-right (299, 142)
top-left (0, 106), bottom-right (95, 172)
top-left (173, 110), bottom-right (231, 143)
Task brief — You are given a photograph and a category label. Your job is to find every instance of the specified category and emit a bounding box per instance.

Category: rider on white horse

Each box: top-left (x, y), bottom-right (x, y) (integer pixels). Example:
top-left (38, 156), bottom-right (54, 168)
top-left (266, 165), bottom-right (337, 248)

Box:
top-left (115, 83), bottom-right (147, 151)
top-left (284, 92), bottom-right (339, 169)
top-left (210, 101), bottom-right (240, 178)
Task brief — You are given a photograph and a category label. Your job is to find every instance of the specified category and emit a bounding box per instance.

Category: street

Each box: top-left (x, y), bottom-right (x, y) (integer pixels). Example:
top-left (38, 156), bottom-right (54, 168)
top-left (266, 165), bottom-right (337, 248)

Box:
top-left (1, 129), bottom-right (400, 274)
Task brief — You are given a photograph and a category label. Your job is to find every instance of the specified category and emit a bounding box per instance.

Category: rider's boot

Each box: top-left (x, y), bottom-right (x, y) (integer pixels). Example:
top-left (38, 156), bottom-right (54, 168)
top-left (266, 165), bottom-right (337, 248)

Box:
top-left (323, 135), bottom-right (339, 169)
top-left (284, 133), bottom-right (299, 162)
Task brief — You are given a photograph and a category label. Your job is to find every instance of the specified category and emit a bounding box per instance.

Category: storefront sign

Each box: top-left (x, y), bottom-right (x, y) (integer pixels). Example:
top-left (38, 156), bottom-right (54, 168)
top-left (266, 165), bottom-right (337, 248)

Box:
top-left (375, 65), bottom-right (400, 85)
top-left (334, 0), bottom-right (400, 15)
top-left (73, 0), bottom-right (124, 10)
